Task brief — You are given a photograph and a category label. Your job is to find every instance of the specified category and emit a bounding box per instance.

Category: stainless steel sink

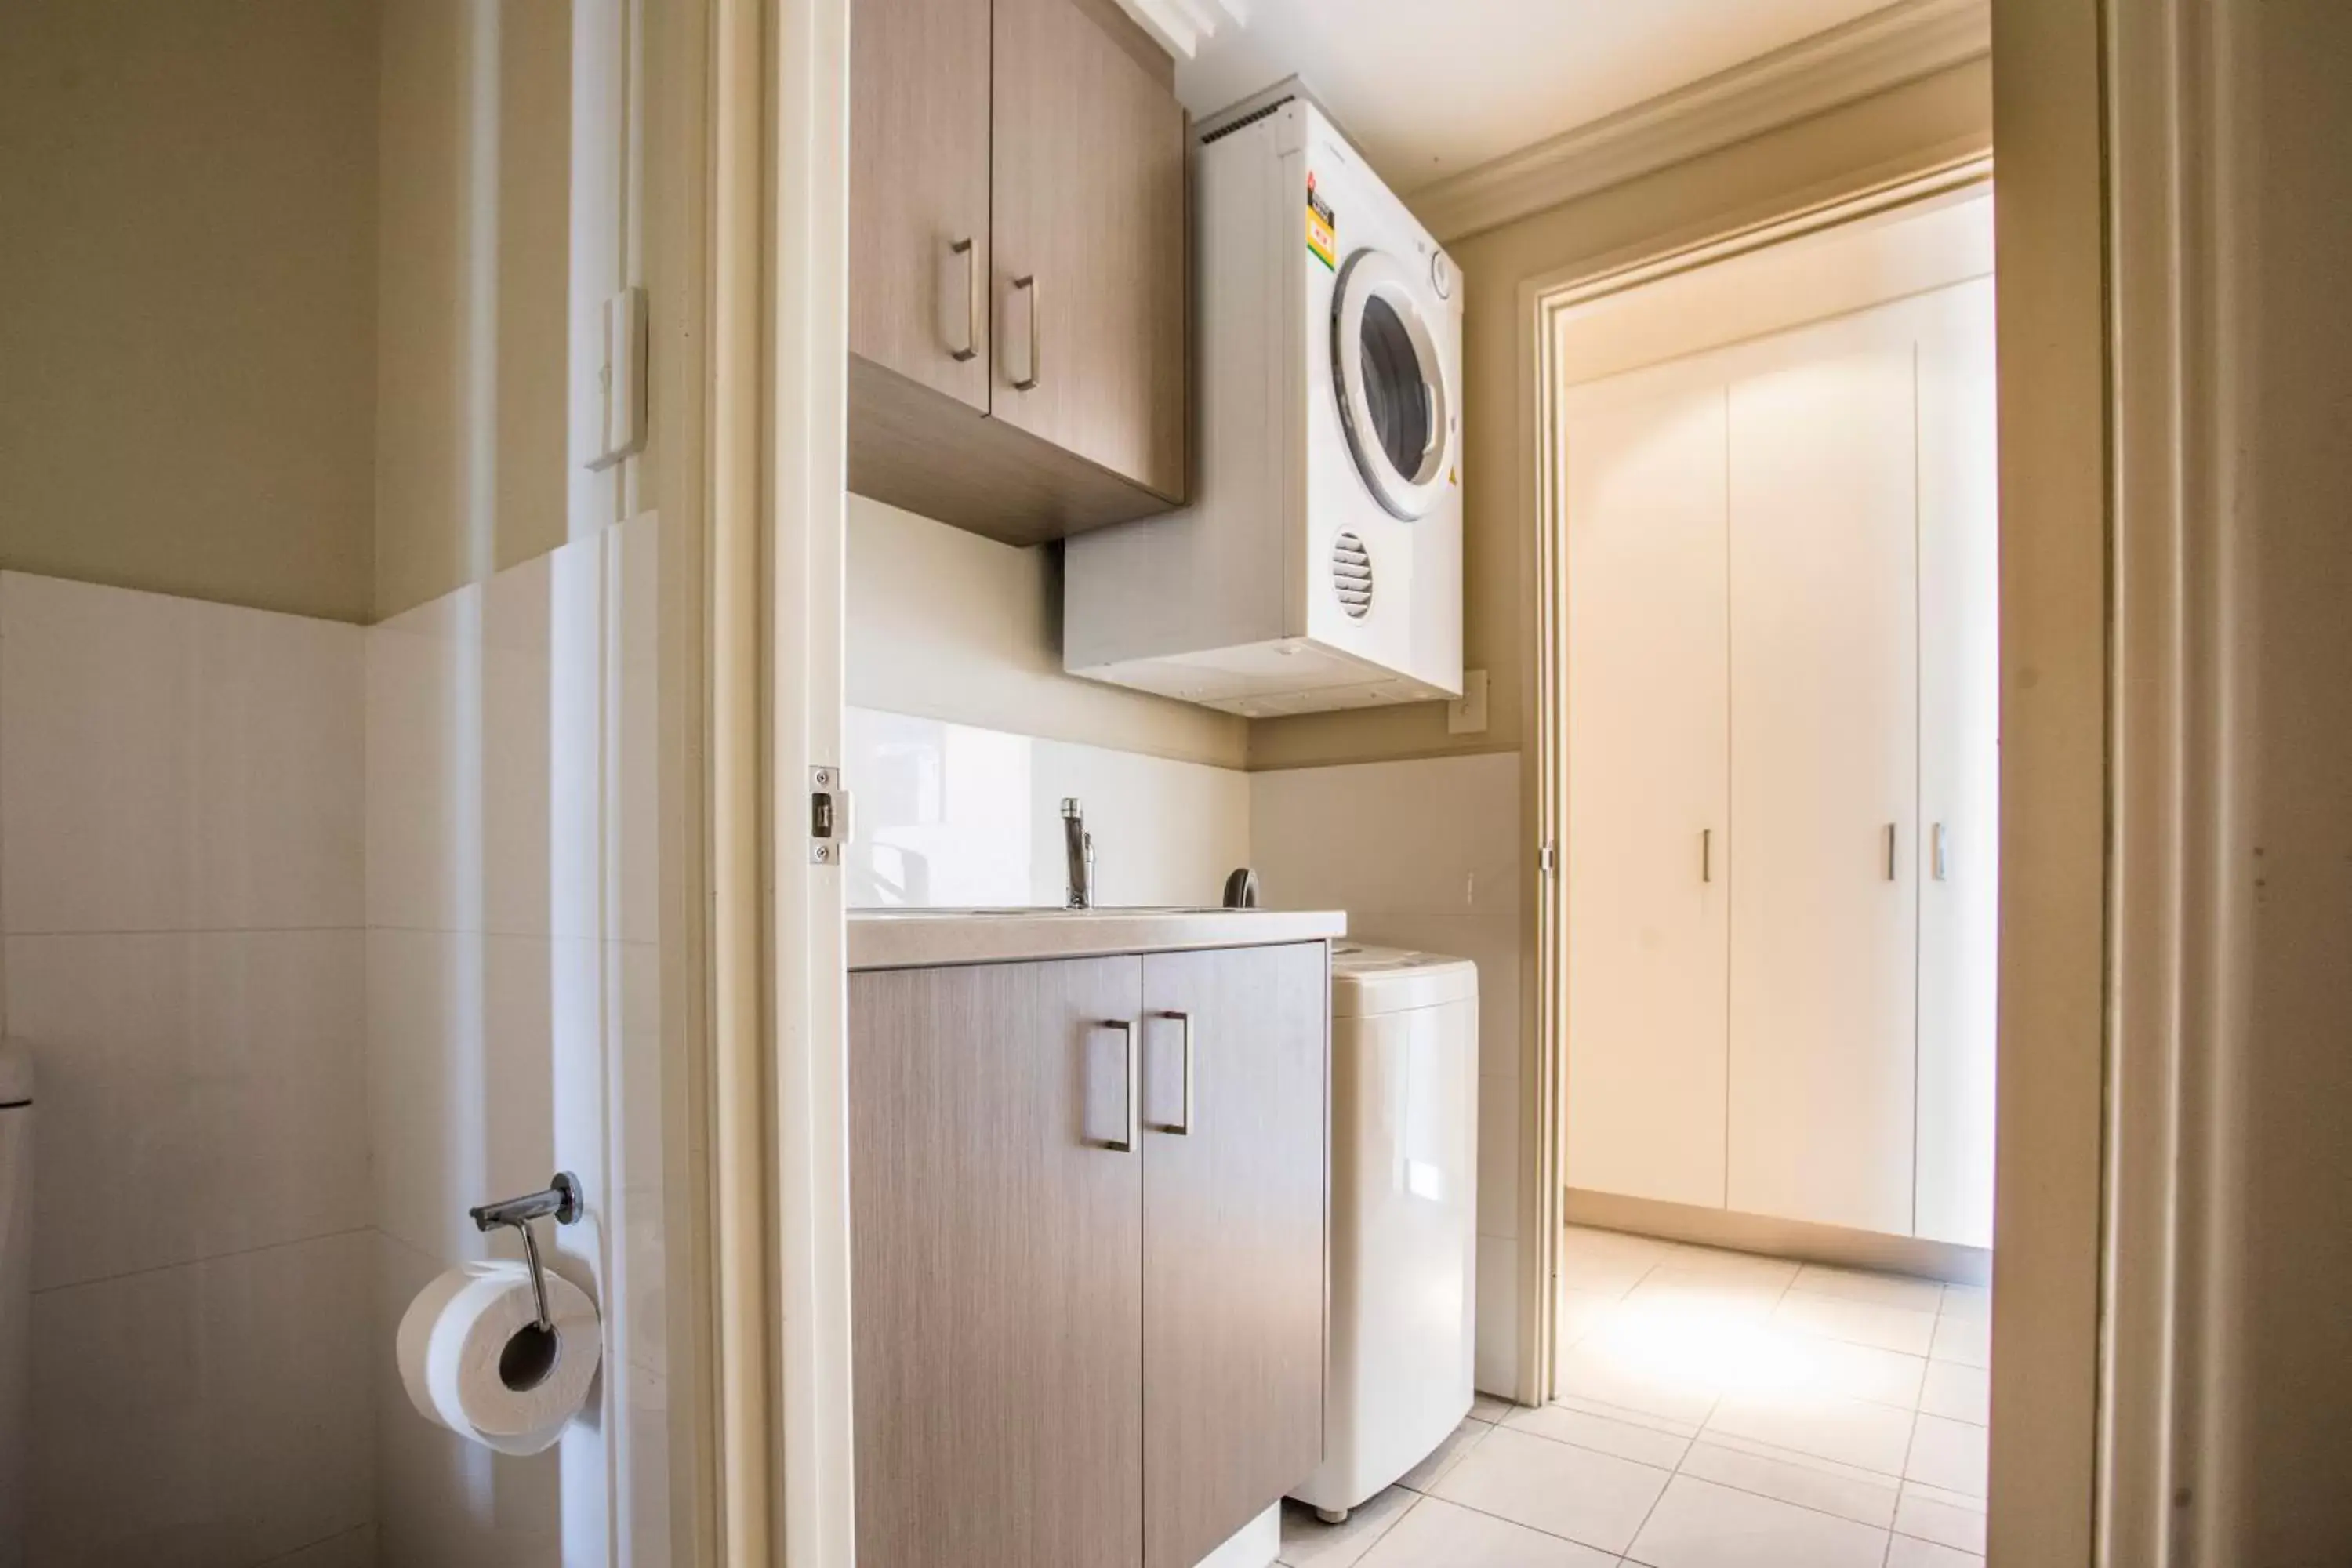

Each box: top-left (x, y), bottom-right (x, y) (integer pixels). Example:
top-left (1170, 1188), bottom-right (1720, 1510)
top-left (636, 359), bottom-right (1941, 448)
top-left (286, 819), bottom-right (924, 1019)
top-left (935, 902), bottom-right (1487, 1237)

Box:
top-left (852, 906), bottom-right (1229, 917)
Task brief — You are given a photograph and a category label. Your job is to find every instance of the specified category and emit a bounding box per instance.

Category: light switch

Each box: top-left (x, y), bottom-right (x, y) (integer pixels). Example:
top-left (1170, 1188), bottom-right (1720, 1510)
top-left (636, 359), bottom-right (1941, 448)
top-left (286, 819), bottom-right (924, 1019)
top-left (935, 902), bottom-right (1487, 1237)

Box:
top-left (1446, 669), bottom-right (1490, 735)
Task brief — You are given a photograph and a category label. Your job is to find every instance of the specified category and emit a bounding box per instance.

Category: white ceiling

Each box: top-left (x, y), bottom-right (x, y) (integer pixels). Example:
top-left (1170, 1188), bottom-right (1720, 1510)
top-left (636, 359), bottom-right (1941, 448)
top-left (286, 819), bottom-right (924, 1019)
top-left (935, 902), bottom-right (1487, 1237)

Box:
top-left (1174, 0), bottom-right (1908, 194)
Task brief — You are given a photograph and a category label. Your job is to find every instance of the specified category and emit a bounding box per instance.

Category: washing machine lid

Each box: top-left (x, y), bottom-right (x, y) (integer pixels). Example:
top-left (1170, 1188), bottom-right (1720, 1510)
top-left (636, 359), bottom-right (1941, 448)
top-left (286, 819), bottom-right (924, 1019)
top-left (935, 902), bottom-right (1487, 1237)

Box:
top-left (1331, 944), bottom-right (1477, 1017)
top-left (0, 1040), bottom-right (29, 1106)
top-left (1330, 249), bottom-right (1454, 523)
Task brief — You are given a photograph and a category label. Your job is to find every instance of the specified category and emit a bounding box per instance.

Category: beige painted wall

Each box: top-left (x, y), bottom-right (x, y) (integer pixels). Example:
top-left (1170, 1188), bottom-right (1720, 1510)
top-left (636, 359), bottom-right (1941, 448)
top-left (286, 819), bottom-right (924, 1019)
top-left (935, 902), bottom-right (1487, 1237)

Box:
top-left (848, 498), bottom-right (1248, 769)
top-left (1244, 57), bottom-right (1992, 774)
top-left (0, 0), bottom-right (380, 623)
top-left (374, 0), bottom-right (575, 622)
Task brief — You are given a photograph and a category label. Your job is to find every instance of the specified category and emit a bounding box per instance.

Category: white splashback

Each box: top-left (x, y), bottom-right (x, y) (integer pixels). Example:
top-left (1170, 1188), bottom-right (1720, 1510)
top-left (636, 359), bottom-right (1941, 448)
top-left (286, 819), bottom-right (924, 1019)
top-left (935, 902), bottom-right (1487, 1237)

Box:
top-left (844, 706), bottom-right (1252, 910)
top-left (1250, 750), bottom-right (1528, 1398)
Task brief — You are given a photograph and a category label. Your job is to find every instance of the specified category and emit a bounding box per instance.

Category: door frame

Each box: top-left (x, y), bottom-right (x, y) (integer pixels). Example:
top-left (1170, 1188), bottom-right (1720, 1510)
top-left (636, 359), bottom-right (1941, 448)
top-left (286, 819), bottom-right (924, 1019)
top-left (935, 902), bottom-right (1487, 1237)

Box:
top-left (663, 0), bottom-right (856, 1560)
top-left (1523, 153), bottom-right (1995, 1409)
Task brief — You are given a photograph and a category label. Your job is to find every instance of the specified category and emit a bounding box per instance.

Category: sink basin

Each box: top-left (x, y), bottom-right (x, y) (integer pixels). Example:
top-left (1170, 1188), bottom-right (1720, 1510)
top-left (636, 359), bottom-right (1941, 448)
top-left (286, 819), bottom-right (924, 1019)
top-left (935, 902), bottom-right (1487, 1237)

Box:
top-left (853, 906), bottom-right (1229, 917)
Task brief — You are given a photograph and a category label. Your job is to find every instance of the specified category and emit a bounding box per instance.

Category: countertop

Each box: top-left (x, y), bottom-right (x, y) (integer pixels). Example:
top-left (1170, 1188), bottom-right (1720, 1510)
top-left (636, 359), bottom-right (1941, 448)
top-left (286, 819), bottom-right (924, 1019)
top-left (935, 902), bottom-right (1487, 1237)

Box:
top-left (848, 906), bottom-right (1348, 971)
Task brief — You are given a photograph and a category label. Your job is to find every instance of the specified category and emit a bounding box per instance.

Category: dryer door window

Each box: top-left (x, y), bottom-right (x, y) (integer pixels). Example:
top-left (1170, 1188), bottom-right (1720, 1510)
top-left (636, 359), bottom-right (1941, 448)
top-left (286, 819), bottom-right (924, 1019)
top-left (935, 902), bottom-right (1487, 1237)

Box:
top-left (1333, 249), bottom-right (1452, 521)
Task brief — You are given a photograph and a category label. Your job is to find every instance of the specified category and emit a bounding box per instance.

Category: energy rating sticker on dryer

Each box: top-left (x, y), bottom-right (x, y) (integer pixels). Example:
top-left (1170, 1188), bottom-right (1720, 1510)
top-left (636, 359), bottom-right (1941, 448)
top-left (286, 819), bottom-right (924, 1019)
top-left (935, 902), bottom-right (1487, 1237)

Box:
top-left (1307, 172), bottom-right (1337, 270)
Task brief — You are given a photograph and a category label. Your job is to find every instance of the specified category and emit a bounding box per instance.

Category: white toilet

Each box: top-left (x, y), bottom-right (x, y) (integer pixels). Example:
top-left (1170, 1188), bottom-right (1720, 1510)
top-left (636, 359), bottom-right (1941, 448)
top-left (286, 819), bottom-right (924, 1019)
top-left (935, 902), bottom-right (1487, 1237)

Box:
top-left (1292, 946), bottom-right (1479, 1522)
top-left (0, 1040), bottom-right (28, 1566)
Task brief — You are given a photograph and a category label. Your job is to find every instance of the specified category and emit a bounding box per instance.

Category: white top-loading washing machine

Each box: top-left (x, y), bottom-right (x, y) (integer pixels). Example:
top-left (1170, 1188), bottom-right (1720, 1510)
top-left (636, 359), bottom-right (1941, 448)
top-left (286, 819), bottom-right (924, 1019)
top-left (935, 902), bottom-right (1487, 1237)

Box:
top-left (1065, 82), bottom-right (1464, 715)
top-left (1292, 945), bottom-right (1479, 1520)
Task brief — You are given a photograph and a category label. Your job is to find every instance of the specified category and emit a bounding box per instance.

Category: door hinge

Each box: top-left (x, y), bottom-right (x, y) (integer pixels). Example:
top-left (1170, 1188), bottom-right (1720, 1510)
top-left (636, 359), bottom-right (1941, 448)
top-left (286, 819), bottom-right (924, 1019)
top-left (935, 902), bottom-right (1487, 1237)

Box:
top-left (1538, 841), bottom-right (1558, 874)
top-left (810, 765), bottom-right (851, 865)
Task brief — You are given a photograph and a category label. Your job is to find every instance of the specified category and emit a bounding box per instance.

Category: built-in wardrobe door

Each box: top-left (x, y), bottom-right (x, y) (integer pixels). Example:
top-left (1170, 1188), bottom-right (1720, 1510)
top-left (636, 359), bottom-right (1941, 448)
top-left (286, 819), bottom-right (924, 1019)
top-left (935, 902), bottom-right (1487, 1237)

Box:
top-left (1915, 278), bottom-right (2002, 1247)
top-left (991, 0), bottom-right (1188, 500)
top-left (1726, 314), bottom-right (1921, 1236)
top-left (848, 0), bottom-right (993, 409)
top-left (1141, 944), bottom-right (1327, 1568)
top-left (848, 956), bottom-right (1145, 1568)
top-left (1563, 372), bottom-right (1733, 1210)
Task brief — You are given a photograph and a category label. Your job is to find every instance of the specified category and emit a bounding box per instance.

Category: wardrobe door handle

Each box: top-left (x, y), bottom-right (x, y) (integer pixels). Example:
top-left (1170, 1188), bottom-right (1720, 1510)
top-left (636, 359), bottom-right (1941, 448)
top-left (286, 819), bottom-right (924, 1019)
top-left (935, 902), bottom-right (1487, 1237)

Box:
top-left (949, 238), bottom-right (978, 361)
top-left (1103, 1019), bottom-right (1138, 1152)
top-left (1151, 1011), bottom-right (1194, 1135)
top-left (1884, 823), bottom-right (1899, 882)
top-left (1932, 822), bottom-right (1949, 881)
top-left (1701, 829), bottom-right (1714, 884)
top-left (1011, 274), bottom-right (1041, 390)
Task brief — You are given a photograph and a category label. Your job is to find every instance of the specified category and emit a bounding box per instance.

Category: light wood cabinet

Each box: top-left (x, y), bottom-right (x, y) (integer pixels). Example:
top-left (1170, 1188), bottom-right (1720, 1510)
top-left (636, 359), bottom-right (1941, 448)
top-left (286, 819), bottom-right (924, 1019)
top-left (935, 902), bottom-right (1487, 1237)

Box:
top-left (848, 0), bottom-right (1187, 545)
top-left (848, 942), bottom-right (1327, 1568)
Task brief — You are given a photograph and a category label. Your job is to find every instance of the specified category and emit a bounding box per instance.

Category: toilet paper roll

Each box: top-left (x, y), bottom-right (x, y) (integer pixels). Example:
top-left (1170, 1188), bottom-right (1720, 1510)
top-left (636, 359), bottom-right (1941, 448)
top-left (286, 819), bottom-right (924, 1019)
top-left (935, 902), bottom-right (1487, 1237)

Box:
top-left (397, 1260), bottom-right (601, 1456)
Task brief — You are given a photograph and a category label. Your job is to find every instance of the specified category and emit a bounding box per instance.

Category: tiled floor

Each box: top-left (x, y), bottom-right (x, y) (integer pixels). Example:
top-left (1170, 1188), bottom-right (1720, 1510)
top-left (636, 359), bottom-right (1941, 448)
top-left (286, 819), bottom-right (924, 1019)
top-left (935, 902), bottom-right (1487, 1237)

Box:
top-left (1276, 1228), bottom-right (1989, 1568)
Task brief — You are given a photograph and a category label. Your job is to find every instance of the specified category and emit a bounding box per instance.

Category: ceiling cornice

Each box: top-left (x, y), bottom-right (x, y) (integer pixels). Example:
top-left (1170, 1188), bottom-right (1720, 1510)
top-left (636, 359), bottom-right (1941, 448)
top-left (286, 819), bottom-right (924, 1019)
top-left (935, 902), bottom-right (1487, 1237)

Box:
top-left (1407, 0), bottom-right (1990, 244)
top-left (1113, 0), bottom-right (1248, 60)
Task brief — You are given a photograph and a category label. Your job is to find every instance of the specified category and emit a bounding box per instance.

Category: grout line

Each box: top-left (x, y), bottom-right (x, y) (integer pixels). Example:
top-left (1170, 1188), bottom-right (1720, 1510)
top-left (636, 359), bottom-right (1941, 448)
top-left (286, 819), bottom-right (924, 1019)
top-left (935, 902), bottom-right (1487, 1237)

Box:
top-left (30, 1223), bottom-right (373, 1296)
top-left (256, 1520), bottom-right (373, 1566)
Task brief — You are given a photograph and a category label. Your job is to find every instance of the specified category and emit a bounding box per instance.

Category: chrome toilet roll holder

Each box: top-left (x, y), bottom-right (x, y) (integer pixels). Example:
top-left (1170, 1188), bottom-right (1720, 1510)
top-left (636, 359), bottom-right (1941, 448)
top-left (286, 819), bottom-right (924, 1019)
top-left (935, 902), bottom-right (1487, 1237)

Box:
top-left (469, 1172), bottom-right (583, 1334)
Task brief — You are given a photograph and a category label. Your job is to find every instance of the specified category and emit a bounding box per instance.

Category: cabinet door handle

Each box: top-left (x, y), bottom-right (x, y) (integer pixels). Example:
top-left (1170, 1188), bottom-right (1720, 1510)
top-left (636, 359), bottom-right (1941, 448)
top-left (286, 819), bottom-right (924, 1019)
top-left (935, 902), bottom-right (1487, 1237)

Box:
top-left (1701, 828), bottom-right (1714, 884)
top-left (1104, 1018), bottom-right (1137, 1152)
top-left (1011, 274), bottom-right (1041, 390)
top-left (1884, 822), bottom-right (1900, 882)
top-left (1932, 822), bottom-right (1949, 881)
top-left (949, 238), bottom-right (978, 362)
top-left (1152, 1011), bottom-right (1194, 1135)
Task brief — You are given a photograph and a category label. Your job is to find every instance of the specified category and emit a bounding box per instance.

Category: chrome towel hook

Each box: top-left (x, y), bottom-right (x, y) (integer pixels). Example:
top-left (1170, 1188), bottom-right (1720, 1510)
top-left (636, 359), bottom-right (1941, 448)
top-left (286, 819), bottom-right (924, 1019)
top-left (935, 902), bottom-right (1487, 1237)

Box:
top-left (469, 1172), bottom-right (583, 1334)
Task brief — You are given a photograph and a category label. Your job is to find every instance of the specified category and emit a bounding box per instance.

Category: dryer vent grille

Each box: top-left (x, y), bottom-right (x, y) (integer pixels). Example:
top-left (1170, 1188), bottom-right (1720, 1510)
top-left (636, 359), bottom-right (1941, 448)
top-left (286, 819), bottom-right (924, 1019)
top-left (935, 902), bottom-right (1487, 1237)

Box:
top-left (1198, 95), bottom-right (1295, 145)
top-left (1331, 532), bottom-right (1373, 619)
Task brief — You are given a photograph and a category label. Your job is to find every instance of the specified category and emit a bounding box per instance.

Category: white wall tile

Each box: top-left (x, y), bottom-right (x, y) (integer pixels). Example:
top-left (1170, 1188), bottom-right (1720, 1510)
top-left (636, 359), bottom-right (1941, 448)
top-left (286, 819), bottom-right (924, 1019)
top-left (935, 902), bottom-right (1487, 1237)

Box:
top-left (0, 572), bottom-right (364, 935)
top-left (844, 706), bottom-right (1250, 909)
top-left (31, 1230), bottom-right (374, 1566)
top-left (9, 930), bottom-right (367, 1290)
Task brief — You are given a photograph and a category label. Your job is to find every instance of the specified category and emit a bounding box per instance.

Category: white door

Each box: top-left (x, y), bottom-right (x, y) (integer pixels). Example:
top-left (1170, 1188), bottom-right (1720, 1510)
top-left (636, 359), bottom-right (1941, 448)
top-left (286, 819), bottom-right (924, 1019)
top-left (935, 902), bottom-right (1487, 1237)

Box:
top-left (1724, 314), bottom-right (1922, 1236)
top-left (1915, 278), bottom-right (2002, 1247)
top-left (1563, 371), bottom-right (1731, 1210)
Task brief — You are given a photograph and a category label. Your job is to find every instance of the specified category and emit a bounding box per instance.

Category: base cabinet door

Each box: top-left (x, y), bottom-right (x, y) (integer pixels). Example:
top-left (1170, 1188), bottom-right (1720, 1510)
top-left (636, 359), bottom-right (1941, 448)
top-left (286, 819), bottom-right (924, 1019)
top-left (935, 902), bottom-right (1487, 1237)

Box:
top-left (848, 956), bottom-right (1145, 1568)
top-left (1141, 944), bottom-right (1328, 1568)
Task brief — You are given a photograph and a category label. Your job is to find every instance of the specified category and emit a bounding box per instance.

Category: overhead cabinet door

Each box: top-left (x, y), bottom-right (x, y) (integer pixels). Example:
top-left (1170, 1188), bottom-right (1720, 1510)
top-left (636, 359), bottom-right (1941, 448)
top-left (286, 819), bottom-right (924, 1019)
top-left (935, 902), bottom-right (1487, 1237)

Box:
top-left (1724, 318), bottom-right (1922, 1237)
top-left (991, 0), bottom-right (1188, 500)
top-left (848, 0), bottom-right (993, 410)
top-left (1563, 370), bottom-right (1733, 1210)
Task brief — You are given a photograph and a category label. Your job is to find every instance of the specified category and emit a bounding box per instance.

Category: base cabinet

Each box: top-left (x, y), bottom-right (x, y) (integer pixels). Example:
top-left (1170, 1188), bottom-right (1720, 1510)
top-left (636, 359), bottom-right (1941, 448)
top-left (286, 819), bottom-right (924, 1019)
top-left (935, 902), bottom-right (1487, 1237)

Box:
top-left (849, 943), bottom-right (1328, 1568)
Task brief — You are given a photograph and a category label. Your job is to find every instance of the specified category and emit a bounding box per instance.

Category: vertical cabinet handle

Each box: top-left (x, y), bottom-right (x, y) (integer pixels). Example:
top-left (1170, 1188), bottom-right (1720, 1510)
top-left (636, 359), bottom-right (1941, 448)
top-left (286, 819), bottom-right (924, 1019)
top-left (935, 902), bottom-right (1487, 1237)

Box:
top-left (1884, 822), bottom-right (1900, 882)
top-left (1151, 1011), bottom-right (1194, 1135)
top-left (1701, 828), bottom-right (1714, 884)
top-left (1011, 274), bottom-right (1041, 390)
top-left (949, 238), bottom-right (978, 362)
top-left (1932, 822), bottom-right (1949, 881)
top-left (1104, 1018), bottom-right (1138, 1152)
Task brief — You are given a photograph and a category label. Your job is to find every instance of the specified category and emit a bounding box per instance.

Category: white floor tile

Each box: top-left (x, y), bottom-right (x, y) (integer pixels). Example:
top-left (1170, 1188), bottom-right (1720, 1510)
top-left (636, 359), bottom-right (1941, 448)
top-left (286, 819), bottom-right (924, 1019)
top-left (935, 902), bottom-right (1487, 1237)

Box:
top-left (1929, 1311), bottom-right (1991, 1368)
top-left (1886, 1533), bottom-right (1984, 1566)
top-left (1796, 1338), bottom-right (1929, 1409)
top-left (1895, 1483), bottom-right (1987, 1553)
top-left (1664, 1244), bottom-right (1801, 1290)
top-left (1548, 1392), bottom-right (1701, 1439)
top-left (1279, 1490), bottom-right (1417, 1568)
top-left (1397, 1418), bottom-right (1494, 1493)
top-left (1471, 1394), bottom-right (1515, 1423)
top-left (1429, 1425), bottom-right (1671, 1555)
top-left (1939, 1284), bottom-right (1991, 1322)
top-left (1505, 1401), bottom-right (1693, 1469)
top-left (1704, 1388), bottom-right (1917, 1475)
top-left (1556, 1288), bottom-right (1620, 1354)
top-left (1559, 1226), bottom-right (1676, 1298)
top-left (1789, 1263), bottom-right (1946, 1314)
top-left (1553, 1341), bottom-right (1721, 1428)
top-left (1625, 1266), bottom-right (1787, 1323)
top-left (1770, 1290), bottom-right (1938, 1356)
top-left (1676, 1439), bottom-right (1899, 1529)
top-left (1625, 1474), bottom-right (1889, 1568)
top-left (1904, 1414), bottom-right (1988, 1497)
top-left (1919, 1360), bottom-right (1989, 1425)
top-left (1356, 1497), bottom-right (1619, 1567)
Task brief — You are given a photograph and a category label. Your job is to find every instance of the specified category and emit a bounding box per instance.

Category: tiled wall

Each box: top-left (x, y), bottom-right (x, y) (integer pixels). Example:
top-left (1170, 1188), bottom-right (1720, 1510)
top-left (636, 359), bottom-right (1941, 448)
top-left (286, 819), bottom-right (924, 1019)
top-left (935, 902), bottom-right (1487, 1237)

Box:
top-left (0, 572), bottom-right (375, 1564)
top-left (1250, 752), bottom-right (1529, 1397)
top-left (365, 517), bottom-right (665, 1566)
top-left (844, 706), bottom-right (1251, 909)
